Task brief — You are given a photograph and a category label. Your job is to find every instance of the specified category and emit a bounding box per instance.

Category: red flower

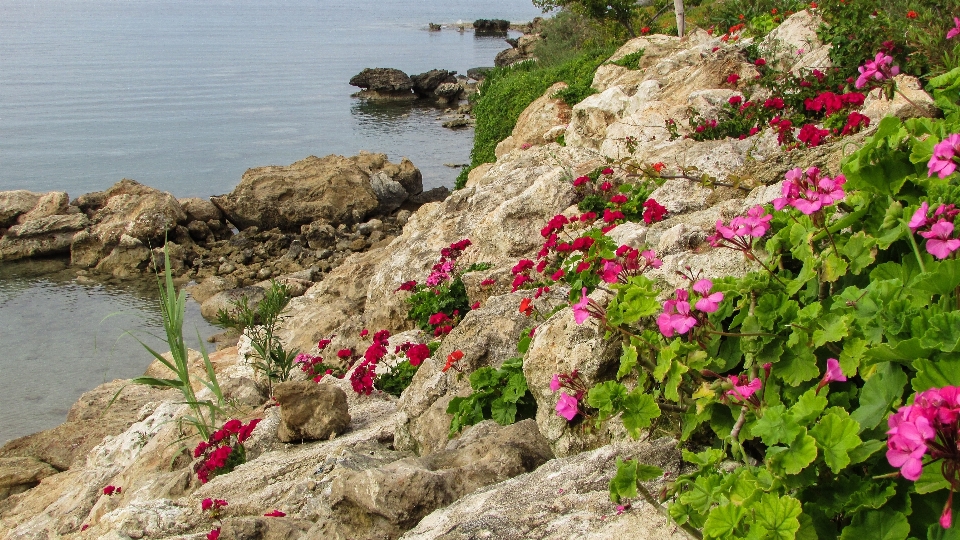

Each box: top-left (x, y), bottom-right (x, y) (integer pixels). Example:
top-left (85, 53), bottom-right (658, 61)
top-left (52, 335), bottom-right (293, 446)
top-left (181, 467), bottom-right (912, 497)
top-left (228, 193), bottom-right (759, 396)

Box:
top-left (395, 280), bottom-right (417, 292)
top-left (103, 485), bottom-right (120, 496)
top-left (359, 329), bottom-right (369, 338)
top-left (640, 26), bottom-right (650, 34)
top-left (81, 525), bottom-right (89, 532)
top-left (906, 10), bottom-right (917, 18)
top-left (599, 181), bottom-right (613, 192)
top-left (222, 419), bottom-right (242, 434)
top-left (433, 325), bottom-right (452, 337)
top-left (237, 418), bottom-right (260, 442)
top-left (651, 162), bottom-right (665, 172)
top-left (728, 95), bottom-right (743, 106)
top-left (480, 278), bottom-right (495, 286)
top-left (207, 529), bottom-right (221, 540)
top-left (337, 348), bottom-right (352, 359)
top-left (443, 350), bottom-right (464, 372)
top-left (428, 312), bottom-right (450, 326)
top-left (642, 199), bottom-right (668, 224)
top-left (551, 269), bottom-right (565, 281)
top-left (771, 8), bottom-right (778, 14)
top-left (406, 343), bottom-right (431, 367)
top-left (754, 58), bottom-right (766, 66)
top-left (726, 73), bottom-right (740, 85)
top-left (810, 2), bottom-right (818, 8)
top-left (519, 298), bottom-right (534, 317)
top-left (601, 167), bottom-right (614, 175)
top-left (572, 175), bottom-right (590, 186)
top-left (264, 510), bottom-right (286, 517)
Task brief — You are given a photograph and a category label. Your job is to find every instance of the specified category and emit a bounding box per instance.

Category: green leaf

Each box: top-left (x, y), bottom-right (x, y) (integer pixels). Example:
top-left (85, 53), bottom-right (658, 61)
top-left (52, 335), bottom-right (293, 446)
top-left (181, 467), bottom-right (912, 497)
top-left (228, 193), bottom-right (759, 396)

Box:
top-left (915, 461), bottom-right (951, 494)
top-left (911, 259), bottom-right (960, 295)
top-left (839, 510), bottom-right (909, 540)
top-left (913, 358), bottom-right (960, 391)
top-left (813, 313), bottom-right (851, 347)
top-left (500, 372), bottom-right (528, 404)
top-left (130, 376), bottom-right (185, 388)
top-left (752, 404), bottom-right (803, 446)
top-left (810, 410), bottom-right (862, 474)
top-left (920, 311), bottom-right (960, 352)
top-left (848, 439), bottom-right (885, 465)
top-left (790, 388), bottom-right (829, 425)
top-left (823, 252), bottom-right (849, 282)
top-left (621, 390), bottom-right (661, 439)
top-left (469, 367), bottom-right (499, 390)
top-left (703, 504), bottom-right (745, 539)
top-left (587, 380), bottom-right (627, 419)
top-left (753, 493), bottom-right (802, 540)
top-left (517, 334), bottom-right (532, 355)
top-left (490, 398), bottom-right (517, 425)
top-left (609, 458), bottom-right (638, 502)
top-left (840, 232), bottom-right (877, 275)
top-left (778, 344), bottom-right (821, 386)
top-left (769, 431), bottom-right (818, 475)
top-left (840, 338), bottom-right (869, 375)
top-left (682, 448), bottom-right (725, 468)
top-left (618, 342), bottom-right (638, 380)
top-left (852, 363), bottom-right (907, 432)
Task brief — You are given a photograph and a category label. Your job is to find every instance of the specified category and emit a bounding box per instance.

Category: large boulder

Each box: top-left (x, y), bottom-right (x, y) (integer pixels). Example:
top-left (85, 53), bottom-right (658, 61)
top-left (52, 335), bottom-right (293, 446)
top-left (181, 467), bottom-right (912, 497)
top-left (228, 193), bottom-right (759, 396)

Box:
top-left (177, 197), bottom-right (223, 223)
top-left (0, 214), bottom-right (89, 261)
top-left (0, 190), bottom-right (44, 228)
top-left (400, 437), bottom-right (683, 540)
top-left (210, 153), bottom-right (419, 232)
top-left (495, 82), bottom-right (573, 157)
top-left (273, 381), bottom-right (351, 443)
top-left (68, 179), bottom-right (187, 268)
top-left (318, 419), bottom-right (553, 539)
top-left (16, 192), bottom-right (70, 224)
top-left (0, 458), bottom-right (58, 501)
top-left (410, 70), bottom-right (457, 97)
top-left (349, 68), bottom-right (415, 99)
top-left (472, 19), bottom-right (510, 33)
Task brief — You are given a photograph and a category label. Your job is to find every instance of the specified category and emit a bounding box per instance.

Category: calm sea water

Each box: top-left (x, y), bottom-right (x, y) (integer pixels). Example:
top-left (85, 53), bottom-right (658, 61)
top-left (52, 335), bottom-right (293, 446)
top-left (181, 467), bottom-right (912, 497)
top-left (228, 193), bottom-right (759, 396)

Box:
top-left (0, 0), bottom-right (545, 444)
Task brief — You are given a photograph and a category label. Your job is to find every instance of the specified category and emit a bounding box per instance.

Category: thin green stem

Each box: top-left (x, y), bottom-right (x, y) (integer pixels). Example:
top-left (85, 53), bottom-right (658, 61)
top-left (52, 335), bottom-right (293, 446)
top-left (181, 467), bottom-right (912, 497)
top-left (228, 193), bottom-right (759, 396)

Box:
top-left (906, 222), bottom-right (928, 273)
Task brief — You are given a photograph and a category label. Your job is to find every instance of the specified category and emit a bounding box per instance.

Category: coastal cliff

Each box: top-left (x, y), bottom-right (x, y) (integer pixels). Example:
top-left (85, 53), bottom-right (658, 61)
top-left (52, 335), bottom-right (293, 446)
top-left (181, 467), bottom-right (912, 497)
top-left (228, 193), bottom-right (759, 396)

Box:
top-left (0, 11), bottom-right (949, 539)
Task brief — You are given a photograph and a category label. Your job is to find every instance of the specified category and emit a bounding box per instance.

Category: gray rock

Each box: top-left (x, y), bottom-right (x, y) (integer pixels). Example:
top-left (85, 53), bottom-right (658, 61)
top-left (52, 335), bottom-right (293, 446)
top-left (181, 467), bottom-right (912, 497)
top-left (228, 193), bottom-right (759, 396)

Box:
top-left (0, 190), bottom-right (43, 228)
top-left (274, 381), bottom-right (351, 443)
top-left (349, 68), bottom-right (414, 94)
top-left (186, 276), bottom-right (238, 304)
top-left (302, 219), bottom-right (336, 249)
top-left (395, 210), bottom-right (412, 226)
top-left (472, 19), bottom-right (510, 33)
top-left (370, 171), bottom-right (409, 214)
top-left (410, 69), bottom-right (457, 97)
top-left (408, 187), bottom-right (450, 206)
top-left (0, 213), bottom-right (90, 261)
top-left (201, 285), bottom-right (266, 319)
top-left (16, 191), bottom-right (70, 224)
top-left (434, 82), bottom-right (462, 99)
top-left (466, 67), bottom-right (494, 81)
top-left (95, 234), bottom-right (152, 278)
top-left (178, 197), bottom-right (224, 222)
top-left (0, 457), bottom-right (58, 501)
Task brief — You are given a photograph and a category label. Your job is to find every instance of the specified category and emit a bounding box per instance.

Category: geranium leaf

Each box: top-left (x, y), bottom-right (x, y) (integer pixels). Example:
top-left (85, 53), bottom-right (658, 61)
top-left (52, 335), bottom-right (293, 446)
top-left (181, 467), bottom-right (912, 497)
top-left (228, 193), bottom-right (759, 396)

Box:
top-left (769, 431), bottom-right (818, 475)
top-left (813, 313), bottom-right (850, 347)
top-left (838, 510), bottom-right (909, 540)
top-left (703, 504), bottom-right (745, 539)
top-left (753, 493), bottom-right (802, 540)
top-left (609, 458), bottom-right (638, 502)
top-left (823, 252), bottom-right (849, 282)
top-left (913, 358), bottom-right (960, 391)
top-left (852, 362), bottom-right (906, 432)
top-left (810, 410), bottom-right (862, 474)
top-left (789, 389), bottom-right (828, 425)
top-left (751, 404), bottom-right (802, 446)
top-left (621, 390), bottom-right (660, 439)
top-left (618, 342), bottom-right (638, 380)
top-left (489, 398), bottom-right (516, 426)
top-left (920, 311), bottom-right (960, 352)
top-left (839, 232), bottom-right (877, 275)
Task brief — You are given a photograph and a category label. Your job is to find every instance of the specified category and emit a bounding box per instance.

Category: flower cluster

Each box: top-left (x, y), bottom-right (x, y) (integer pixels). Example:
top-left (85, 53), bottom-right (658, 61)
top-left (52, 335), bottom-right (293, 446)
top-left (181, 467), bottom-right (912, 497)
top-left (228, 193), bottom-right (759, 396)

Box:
top-left (425, 239), bottom-right (472, 286)
top-left (193, 418), bottom-right (260, 484)
top-left (804, 91), bottom-right (866, 116)
top-left (928, 134), bottom-right (960, 179)
top-left (350, 329), bottom-right (391, 394)
top-left (909, 202), bottom-right (960, 259)
top-left (295, 338), bottom-right (351, 382)
top-left (887, 386), bottom-right (960, 527)
top-left (656, 280), bottom-right (723, 338)
top-left (772, 167), bottom-right (846, 216)
top-left (599, 246), bottom-right (662, 284)
top-left (201, 497), bottom-right (228, 518)
top-left (708, 205), bottom-right (772, 256)
top-left (572, 287), bottom-right (607, 325)
top-left (549, 371), bottom-right (589, 421)
top-left (855, 51), bottom-right (900, 90)
top-left (102, 485), bottom-right (122, 496)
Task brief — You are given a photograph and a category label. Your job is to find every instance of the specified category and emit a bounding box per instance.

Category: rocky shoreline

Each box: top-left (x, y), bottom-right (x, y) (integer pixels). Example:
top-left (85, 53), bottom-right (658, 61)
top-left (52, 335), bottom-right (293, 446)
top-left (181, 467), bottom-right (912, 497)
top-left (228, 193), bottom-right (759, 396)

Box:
top-left (0, 11), bottom-right (943, 539)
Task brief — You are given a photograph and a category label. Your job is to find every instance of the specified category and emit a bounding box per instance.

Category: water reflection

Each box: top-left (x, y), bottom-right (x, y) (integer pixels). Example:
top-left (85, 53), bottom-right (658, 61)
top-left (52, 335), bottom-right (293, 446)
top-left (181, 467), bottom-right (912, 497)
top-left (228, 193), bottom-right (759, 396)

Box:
top-left (0, 260), bottom-right (220, 444)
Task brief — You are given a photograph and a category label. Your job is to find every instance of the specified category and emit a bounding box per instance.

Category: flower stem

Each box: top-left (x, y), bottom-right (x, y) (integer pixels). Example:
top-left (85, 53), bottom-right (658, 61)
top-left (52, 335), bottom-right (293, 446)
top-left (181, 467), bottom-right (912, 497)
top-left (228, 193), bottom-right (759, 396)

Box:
top-left (906, 222), bottom-right (928, 273)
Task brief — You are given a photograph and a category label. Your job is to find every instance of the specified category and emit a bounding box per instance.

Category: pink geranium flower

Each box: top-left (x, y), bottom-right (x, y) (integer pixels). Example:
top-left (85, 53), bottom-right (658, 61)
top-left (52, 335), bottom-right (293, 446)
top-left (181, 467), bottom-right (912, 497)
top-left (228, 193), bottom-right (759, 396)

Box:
top-left (692, 279), bottom-right (724, 313)
top-left (550, 374), bottom-right (561, 392)
top-left (725, 376), bottom-right (762, 401)
top-left (909, 202), bottom-right (931, 231)
top-left (928, 134), bottom-right (960, 179)
top-left (855, 51), bottom-right (900, 89)
top-left (920, 220), bottom-right (960, 259)
top-left (948, 17), bottom-right (960, 40)
top-left (556, 392), bottom-right (580, 421)
top-left (572, 287), bottom-right (590, 324)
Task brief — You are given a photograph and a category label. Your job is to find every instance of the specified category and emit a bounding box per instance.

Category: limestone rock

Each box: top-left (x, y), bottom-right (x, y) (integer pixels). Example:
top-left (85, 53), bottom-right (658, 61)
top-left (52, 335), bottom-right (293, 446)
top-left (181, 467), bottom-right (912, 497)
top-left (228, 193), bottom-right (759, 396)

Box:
top-left (495, 82), bottom-right (572, 158)
top-left (16, 191), bottom-right (70, 224)
top-left (178, 197), bottom-right (224, 223)
top-left (759, 10), bottom-right (832, 73)
top-left (349, 68), bottom-right (414, 95)
top-left (410, 69), bottom-right (457, 97)
top-left (94, 234), bottom-right (151, 278)
top-left (0, 190), bottom-right (43, 228)
top-left (0, 457), bottom-right (58, 501)
top-left (400, 438), bottom-right (684, 540)
top-left (220, 516), bottom-right (314, 539)
top-left (201, 286), bottom-right (267, 319)
top-left (325, 420), bottom-right (552, 538)
top-left (0, 213), bottom-right (89, 261)
top-left (370, 171), bottom-right (410, 214)
top-left (211, 154), bottom-right (416, 231)
top-left (274, 381), bottom-right (351, 443)
top-left (302, 219), bottom-right (337, 249)
top-left (862, 74), bottom-right (939, 122)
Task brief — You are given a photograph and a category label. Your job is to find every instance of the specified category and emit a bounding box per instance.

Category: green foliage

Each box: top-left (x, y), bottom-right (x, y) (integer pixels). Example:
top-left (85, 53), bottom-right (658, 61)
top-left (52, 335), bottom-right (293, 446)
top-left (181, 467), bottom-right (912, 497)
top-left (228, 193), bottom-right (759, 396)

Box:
top-left (467, 45), bottom-right (616, 174)
top-left (406, 278), bottom-right (471, 331)
top-left (611, 49), bottom-right (645, 70)
top-left (374, 359), bottom-right (420, 398)
top-left (216, 280), bottom-right (296, 396)
top-left (129, 246), bottom-right (224, 440)
top-left (446, 356), bottom-right (537, 436)
top-left (533, 0), bottom-right (644, 37)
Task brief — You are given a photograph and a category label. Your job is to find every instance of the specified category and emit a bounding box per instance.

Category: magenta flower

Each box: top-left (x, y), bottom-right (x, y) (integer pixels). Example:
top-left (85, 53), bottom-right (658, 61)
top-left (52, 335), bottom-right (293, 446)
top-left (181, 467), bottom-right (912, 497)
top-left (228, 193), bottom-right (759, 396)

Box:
top-left (948, 17), bottom-right (960, 40)
top-left (556, 392), bottom-right (580, 421)
top-left (887, 406), bottom-right (935, 481)
top-left (823, 358), bottom-right (846, 384)
top-left (657, 290), bottom-right (697, 337)
top-left (601, 261), bottom-right (623, 283)
top-left (920, 220), bottom-right (960, 259)
top-left (773, 167), bottom-right (845, 215)
top-left (640, 250), bottom-right (663, 268)
top-left (855, 51), bottom-right (900, 89)
top-left (550, 374), bottom-right (561, 392)
top-left (692, 279), bottom-right (724, 313)
top-left (725, 376), bottom-right (761, 401)
top-left (928, 134), bottom-right (960, 179)
top-left (909, 201), bottom-right (931, 231)
top-left (572, 287), bottom-right (590, 324)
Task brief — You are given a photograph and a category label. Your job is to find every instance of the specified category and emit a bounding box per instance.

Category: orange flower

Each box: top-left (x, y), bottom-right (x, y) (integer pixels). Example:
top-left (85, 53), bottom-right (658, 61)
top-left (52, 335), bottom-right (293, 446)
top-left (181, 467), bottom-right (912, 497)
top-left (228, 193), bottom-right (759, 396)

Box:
top-left (519, 297), bottom-right (534, 317)
top-left (906, 10), bottom-right (917, 18)
top-left (652, 162), bottom-right (666, 173)
top-left (771, 8), bottom-right (778, 14)
top-left (443, 350), bottom-right (464, 372)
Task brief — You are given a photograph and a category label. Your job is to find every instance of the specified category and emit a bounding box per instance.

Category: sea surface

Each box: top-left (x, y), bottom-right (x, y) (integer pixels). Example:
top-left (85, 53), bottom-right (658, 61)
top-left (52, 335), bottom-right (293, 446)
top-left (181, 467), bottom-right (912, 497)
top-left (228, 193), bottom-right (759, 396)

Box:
top-left (0, 0), bottom-right (545, 444)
